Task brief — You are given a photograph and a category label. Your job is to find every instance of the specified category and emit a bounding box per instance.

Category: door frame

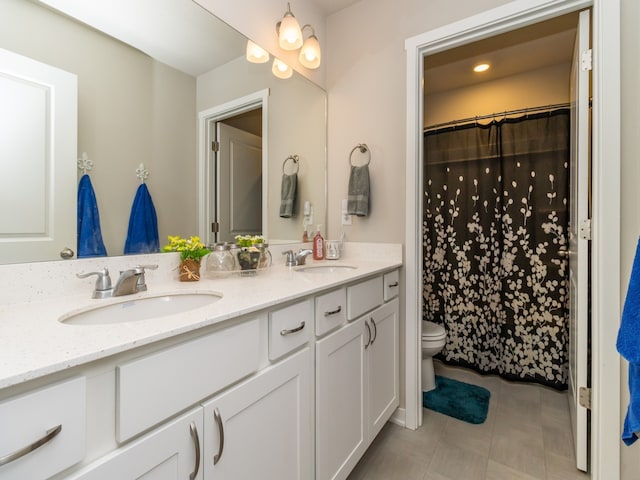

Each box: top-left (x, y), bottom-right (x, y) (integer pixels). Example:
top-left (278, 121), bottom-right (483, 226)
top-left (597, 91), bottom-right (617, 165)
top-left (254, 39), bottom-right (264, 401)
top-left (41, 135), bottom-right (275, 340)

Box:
top-left (404, 0), bottom-right (621, 478)
top-left (197, 89), bottom-right (269, 243)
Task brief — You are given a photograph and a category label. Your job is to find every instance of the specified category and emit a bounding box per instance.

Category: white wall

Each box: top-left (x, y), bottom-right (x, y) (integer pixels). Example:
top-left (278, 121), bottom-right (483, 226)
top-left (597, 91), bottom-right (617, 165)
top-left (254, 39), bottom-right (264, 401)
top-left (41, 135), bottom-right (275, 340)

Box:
top-left (425, 63), bottom-right (570, 127)
top-left (620, 0), bottom-right (640, 476)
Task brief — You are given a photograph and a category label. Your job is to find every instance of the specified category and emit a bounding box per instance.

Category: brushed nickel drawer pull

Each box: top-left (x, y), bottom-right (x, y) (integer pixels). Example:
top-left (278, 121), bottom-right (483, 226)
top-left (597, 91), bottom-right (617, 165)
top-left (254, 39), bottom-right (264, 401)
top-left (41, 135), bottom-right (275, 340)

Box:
top-left (213, 408), bottom-right (224, 466)
top-left (0, 424), bottom-right (62, 466)
top-left (370, 318), bottom-right (378, 344)
top-left (324, 306), bottom-right (342, 316)
top-left (189, 421), bottom-right (200, 480)
top-left (280, 321), bottom-right (305, 336)
top-left (364, 320), bottom-right (372, 349)
top-left (388, 281), bottom-right (399, 287)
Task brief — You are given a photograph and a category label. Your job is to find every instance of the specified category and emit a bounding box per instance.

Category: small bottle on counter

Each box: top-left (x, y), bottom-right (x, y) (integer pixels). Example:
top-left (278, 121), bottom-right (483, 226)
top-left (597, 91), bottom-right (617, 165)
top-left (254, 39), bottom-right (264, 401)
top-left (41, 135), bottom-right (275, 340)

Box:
top-left (313, 224), bottom-right (325, 260)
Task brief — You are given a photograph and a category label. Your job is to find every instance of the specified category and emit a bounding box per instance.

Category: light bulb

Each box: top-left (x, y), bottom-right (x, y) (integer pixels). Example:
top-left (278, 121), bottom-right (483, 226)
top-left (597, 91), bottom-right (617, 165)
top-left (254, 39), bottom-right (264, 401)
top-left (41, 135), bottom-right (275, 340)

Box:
top-left (272, 59), bottom-right (293, 79)
top-left (246, 40), bottom-right (269, 64)
top-left (299, 34), bottom-right (321, 69)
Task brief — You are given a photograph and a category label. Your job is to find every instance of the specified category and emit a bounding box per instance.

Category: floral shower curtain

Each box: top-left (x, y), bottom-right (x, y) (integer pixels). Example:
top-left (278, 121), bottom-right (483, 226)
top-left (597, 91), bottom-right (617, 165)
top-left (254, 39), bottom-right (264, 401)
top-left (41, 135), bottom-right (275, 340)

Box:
top-left (423, 110), bottom-right (570, 389)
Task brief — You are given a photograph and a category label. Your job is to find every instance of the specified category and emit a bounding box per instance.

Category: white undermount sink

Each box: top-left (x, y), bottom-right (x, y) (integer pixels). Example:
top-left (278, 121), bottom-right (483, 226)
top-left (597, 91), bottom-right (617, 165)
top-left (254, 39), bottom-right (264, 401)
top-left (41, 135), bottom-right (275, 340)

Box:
top-left (59, 291), bottom-right (223, 326)
top-left (294, 265), bottom-right (357, 273)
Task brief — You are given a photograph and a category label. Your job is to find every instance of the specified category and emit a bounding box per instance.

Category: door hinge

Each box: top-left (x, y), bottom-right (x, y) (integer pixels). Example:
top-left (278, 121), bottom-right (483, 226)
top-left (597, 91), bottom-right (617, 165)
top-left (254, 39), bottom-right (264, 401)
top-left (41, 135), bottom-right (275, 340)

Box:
top-left (581, 49), bottom-right (593, 71)
top-left (211, 141), bottom-right (220, 152)
top-left (211, 222), bottom-right (219, 233)
top-left (579, 218), bottom-right (592, 241)
top-left (579, 386), bottom-right (592, 410)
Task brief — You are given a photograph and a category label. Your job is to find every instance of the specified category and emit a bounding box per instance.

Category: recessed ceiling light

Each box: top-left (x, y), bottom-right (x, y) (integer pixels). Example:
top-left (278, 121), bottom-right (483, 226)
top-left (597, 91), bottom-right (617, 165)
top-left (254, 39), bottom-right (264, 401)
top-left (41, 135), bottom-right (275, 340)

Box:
top-left (473, 63), bottom-right (490, 73)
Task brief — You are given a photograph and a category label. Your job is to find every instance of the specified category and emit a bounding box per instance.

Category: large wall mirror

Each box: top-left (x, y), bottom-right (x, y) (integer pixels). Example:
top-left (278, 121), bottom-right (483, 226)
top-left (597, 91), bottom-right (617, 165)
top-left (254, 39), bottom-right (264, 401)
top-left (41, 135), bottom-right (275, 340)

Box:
top-left (0, 0), bottom-right (327, 264)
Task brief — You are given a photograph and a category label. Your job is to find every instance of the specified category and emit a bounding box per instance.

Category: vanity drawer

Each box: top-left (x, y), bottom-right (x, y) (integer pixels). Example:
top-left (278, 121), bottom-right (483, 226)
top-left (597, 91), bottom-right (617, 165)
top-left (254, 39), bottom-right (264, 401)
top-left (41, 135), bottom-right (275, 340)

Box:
top-left (117, 317), bottom-right (261, 442)
top-left (347, 276), bottom-right (383, 320)
top-left (315, 288), bottom-right (347, 336)
top-left (384, 270), bottom-right (400, 301)
top-left (0, 377), bottom-right (86, 480)
top-left (269, 299), bottom-right (313, 360)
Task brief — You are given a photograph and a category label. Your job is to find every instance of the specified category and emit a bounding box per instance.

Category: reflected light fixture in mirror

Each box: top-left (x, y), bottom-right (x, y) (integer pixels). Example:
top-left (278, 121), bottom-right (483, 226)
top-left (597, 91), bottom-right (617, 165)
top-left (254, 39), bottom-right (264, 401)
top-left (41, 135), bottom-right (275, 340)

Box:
top-left (272, 58), bottom-right (293, 79)
top-left (277, 3), bottom-right (303, 50)
top-left (246, 40), bottom-right (270, 63)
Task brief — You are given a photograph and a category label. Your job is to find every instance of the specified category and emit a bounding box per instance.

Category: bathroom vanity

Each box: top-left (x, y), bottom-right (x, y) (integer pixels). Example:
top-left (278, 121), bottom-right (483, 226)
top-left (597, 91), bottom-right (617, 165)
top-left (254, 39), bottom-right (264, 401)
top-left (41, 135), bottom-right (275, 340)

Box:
top-left (0, 243), bottom-right (401, 480)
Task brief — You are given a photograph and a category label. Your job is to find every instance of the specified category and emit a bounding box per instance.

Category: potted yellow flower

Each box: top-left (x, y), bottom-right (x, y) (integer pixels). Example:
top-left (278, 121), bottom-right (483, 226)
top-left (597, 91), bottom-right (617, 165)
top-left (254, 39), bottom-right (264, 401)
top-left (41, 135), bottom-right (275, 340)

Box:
top-left (163, 235), bottom-right (210, 281)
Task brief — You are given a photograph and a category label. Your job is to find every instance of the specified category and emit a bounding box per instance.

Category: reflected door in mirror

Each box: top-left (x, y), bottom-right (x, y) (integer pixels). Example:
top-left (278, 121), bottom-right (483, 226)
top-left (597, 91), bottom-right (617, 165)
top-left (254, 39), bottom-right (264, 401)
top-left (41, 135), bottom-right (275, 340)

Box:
top-left (214, 123), bottom-right (262, 243)
top-left (0, 48), bottom-right (76, 263)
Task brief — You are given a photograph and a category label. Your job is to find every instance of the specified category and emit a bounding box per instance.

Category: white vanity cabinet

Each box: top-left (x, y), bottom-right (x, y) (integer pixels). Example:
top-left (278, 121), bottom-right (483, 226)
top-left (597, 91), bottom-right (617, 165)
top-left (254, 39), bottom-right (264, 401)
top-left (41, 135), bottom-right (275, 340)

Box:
top-left (315, 272), bottom-right (400, 480)
top-left (202, 346), bottom-right (313, 479)
top-left (67, 408), bottom-right (203, 480)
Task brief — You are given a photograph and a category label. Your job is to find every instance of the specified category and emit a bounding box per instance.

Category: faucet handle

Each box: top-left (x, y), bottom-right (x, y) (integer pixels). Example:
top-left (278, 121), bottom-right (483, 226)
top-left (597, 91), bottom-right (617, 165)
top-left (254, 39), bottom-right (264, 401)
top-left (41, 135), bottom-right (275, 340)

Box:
top-left (282, 250), bottom-right (295, 267)
top-left (77, 268), bottom-right (112, 296)
top-left (134, 264), bottom-right (158, 292)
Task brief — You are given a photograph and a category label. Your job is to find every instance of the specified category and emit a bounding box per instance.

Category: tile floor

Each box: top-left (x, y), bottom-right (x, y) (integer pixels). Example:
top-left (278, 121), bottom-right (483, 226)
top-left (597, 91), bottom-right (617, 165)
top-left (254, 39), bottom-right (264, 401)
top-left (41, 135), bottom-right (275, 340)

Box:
top-left (347, 361), bottom-right (590, 480)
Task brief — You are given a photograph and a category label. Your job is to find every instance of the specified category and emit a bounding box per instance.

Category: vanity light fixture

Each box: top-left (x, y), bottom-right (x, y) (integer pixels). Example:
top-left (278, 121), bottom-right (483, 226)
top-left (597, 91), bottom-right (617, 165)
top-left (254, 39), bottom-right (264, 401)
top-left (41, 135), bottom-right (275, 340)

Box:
top-left (473, 63), bottom-right (490, 73)
top-left (299, 25), bottom-right (321, 69)
top-left (272, 58), bottom-right (293, 79)
top-left (246, 40), bottom-right (270, 63)
top-left (277, 3), bottom-right (303, 50)
top-left (275, 3), bottom-right (321, 70)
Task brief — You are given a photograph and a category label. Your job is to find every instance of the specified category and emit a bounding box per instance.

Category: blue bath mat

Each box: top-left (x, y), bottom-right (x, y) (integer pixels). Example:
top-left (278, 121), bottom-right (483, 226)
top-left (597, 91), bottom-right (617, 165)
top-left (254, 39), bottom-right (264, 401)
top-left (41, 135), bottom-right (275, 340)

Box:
top-left (423, 376), bottom-right (490, 424)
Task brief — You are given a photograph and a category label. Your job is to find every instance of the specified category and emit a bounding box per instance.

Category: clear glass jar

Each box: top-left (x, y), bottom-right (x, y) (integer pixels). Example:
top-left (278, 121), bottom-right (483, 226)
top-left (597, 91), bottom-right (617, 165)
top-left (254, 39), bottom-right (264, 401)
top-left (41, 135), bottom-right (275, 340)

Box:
top-left (205, 243), bottom-right (235, 276)
top-left (256, 243), bottom-right (272, 269)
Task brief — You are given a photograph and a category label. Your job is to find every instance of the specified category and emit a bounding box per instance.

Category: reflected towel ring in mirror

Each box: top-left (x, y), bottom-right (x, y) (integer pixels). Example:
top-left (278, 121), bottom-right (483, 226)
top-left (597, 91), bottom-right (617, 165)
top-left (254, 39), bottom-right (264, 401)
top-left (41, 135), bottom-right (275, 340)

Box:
top-left (283, 154), bottom-right (300, 174)
top-left (349, 143), bottom-right (371, 166)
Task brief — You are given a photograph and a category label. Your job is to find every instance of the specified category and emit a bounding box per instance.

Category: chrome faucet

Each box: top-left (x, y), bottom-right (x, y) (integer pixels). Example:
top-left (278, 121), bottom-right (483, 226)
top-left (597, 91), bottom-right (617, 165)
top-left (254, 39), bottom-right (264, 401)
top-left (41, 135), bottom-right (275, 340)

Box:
top-left (282, 249), bottom-right (313, 267)
top-left (77, 265), bottom-right (157, 299)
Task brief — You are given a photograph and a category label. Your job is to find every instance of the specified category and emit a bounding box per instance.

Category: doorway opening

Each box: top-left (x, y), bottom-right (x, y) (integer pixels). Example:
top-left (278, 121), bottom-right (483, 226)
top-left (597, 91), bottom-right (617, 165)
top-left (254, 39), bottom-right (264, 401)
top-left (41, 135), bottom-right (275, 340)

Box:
top-left (405, 1), bottom-right (621, 478)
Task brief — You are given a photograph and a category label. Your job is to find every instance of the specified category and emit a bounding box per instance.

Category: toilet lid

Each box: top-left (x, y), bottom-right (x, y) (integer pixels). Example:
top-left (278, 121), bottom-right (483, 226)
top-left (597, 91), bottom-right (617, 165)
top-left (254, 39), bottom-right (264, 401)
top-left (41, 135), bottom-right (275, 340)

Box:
top-left (422, 320), bottom-right (446, 339)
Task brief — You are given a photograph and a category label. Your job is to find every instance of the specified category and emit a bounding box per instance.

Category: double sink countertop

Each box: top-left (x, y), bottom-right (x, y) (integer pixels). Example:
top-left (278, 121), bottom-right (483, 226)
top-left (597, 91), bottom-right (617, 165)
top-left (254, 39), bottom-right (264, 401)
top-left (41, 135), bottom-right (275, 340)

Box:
top-left (0, 243), bottom-right (402, 390)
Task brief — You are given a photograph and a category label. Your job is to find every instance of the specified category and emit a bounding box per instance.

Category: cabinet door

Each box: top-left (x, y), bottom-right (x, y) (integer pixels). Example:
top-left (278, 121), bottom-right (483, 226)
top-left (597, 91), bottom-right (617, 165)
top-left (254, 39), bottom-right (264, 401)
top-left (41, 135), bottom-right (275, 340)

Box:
top-left (366, 299), bottom-right (399, 440)
top-left (316, 317), bottom-right (367, 480)
top-left (68, 408), bottom-right (203, 480)
top-left (202, 347), bottom-right (313, 480)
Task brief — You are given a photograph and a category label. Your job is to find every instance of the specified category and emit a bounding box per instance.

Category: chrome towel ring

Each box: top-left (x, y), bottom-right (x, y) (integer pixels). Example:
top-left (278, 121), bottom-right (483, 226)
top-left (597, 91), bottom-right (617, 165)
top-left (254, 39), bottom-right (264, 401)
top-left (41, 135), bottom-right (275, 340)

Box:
top-left (349, 143), bottom-right (371, 166)
top-left (282, 154), bottom-right (300, 174)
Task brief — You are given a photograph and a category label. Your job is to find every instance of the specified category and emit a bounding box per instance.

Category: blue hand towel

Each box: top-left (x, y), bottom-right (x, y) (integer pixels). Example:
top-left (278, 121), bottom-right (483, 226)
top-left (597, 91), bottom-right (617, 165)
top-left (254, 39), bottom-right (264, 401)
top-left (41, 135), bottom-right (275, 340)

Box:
top-left (77, 174), bottom-right (107, 258)
top-left (617, 237), bottom-right (640, 445)
top-left (124, 183), bottom-right (159, 254)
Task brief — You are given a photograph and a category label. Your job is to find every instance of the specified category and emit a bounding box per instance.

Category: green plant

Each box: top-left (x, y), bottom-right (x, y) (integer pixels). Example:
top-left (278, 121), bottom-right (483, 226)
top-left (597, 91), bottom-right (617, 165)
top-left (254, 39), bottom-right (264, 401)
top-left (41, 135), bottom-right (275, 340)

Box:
top-left (235, 235), bottom-right (264, 250)
top-left (163, 235), bottom-right (210, 262)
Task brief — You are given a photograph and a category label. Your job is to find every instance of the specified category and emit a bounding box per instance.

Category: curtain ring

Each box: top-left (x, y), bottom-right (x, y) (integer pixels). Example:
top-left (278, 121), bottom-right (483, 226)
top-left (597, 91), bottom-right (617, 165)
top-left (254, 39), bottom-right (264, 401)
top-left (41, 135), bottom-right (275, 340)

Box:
top-left (349, 143), bottom-right (371, 166)
top-left (282, 154), bottom-right (299, 174)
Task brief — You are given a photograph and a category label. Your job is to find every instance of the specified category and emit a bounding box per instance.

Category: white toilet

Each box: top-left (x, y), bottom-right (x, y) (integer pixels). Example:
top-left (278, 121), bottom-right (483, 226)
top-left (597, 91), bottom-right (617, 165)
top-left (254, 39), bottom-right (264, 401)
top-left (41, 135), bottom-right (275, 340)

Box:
top-left (422, 320), bottom-right (447, 392)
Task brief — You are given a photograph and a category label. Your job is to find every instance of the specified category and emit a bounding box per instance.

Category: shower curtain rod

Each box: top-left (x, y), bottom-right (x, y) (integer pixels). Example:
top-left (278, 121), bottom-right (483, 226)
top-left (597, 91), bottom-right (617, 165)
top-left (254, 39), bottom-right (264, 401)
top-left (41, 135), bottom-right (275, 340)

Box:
top-left (424, 102), bottom-right (571, 132)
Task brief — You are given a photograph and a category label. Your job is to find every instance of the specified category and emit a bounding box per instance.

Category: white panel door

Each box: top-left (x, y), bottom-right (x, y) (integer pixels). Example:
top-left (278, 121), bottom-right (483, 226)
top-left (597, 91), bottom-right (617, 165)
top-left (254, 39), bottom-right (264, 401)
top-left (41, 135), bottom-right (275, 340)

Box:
top-left (0, 47), bottom-right (76, 262)
top-left (366, 299), bottom-right (399, 440)
top-left (202, 347), bottom-right (313, 479)
top-left (68, 407), bottom-right (203, 480)
top-left (215, 123), bottom-right (262, 243)
top-left (316, 317), bottom-right (367, 480)
top-left (568, 9), bottom-right (591, 473)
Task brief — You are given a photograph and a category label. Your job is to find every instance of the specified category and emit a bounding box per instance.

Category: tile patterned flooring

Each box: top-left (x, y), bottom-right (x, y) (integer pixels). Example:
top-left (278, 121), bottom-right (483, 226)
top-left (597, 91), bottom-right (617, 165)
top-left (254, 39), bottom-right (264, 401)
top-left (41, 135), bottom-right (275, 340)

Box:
top-left (347, 362), bottom-right (590, 480)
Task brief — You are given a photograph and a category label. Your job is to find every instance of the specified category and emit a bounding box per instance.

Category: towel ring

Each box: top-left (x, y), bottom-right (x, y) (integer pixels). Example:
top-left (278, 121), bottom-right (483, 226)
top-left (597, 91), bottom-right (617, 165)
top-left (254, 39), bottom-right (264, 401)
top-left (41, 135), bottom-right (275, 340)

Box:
top-left (282, 155), bottom-right (300, 175)
top-left (349, 143), bottom-right (371, 167)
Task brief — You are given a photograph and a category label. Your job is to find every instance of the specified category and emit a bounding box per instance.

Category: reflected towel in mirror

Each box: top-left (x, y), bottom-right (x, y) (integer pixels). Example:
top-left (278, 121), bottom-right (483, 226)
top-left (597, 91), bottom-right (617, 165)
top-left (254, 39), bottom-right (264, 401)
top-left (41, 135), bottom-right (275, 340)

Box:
top-left (124, 183), bottom-right (159, 254)
top-left (279, 173), bottom-right (297, 218)
top-left (77, 174), bottom-right (107, 258)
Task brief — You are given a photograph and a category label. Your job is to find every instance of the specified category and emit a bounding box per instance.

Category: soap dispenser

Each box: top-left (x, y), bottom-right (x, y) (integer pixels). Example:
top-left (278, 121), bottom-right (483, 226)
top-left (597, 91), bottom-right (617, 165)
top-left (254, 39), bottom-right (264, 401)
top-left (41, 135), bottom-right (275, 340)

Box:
top-left (313, 225), bottom-right (324, 260)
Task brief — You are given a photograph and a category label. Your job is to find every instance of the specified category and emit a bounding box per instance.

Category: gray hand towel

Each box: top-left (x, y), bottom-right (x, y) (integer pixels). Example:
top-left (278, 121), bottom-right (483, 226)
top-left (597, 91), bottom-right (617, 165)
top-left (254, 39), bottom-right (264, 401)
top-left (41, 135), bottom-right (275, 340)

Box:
top-left (347, 165), bottom-right (370, 216)
top-left (279, 173), bottom-right (297, 218)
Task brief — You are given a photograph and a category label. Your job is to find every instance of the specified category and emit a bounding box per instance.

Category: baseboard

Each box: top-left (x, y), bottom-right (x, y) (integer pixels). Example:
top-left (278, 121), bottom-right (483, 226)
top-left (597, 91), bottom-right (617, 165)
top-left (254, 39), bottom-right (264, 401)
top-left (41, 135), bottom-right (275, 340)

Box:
top-left (389, 407), bottom-right (406, 427)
